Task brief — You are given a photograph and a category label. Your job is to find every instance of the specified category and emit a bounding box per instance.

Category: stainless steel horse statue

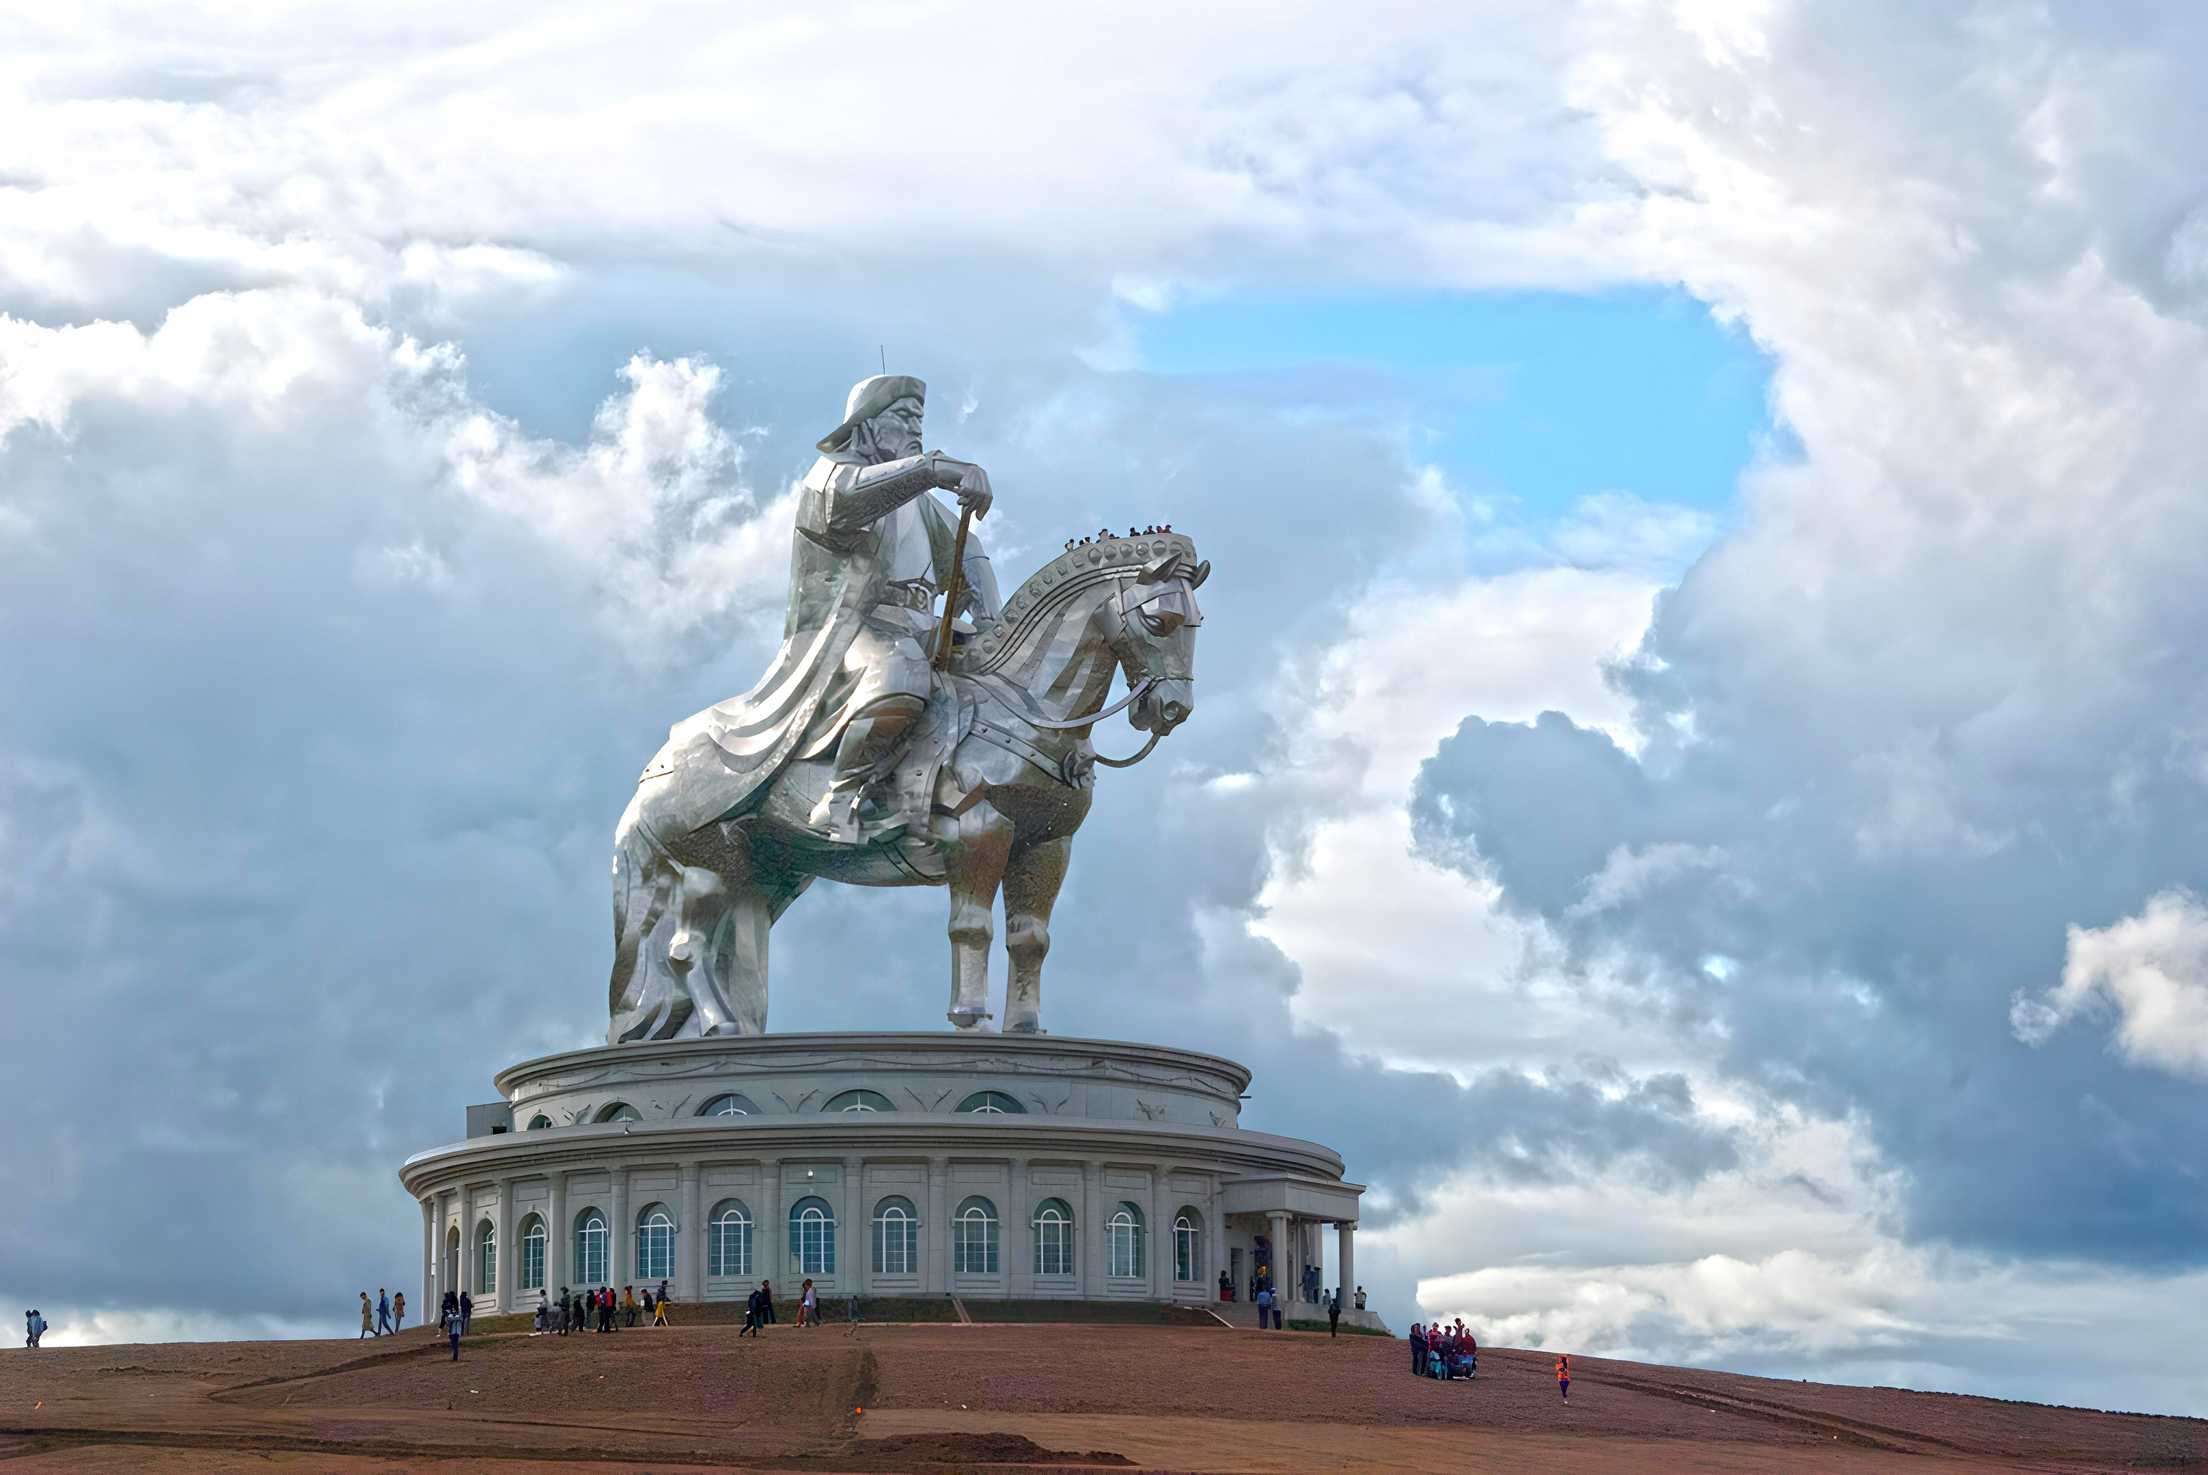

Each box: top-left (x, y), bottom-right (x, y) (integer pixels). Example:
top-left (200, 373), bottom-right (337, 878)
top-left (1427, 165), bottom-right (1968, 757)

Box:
top-left (607, 529), bottom-right (1206, 1039)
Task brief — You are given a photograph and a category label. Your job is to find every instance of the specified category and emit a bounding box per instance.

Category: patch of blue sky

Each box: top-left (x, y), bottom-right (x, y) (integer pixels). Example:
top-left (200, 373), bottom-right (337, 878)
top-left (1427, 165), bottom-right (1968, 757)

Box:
top-left (1134, 288), bottom-right (1785, 531)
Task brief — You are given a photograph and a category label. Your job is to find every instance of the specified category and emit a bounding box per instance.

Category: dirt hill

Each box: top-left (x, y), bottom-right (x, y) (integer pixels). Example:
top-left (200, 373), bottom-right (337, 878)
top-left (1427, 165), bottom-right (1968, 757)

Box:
top-left (3, 1321), bottom-right (2200, 1472)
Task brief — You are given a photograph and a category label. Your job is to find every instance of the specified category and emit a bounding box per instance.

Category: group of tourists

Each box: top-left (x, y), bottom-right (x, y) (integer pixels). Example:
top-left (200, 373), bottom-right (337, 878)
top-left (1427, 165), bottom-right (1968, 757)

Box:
top-left (22, 1310), bottom-right (47, 1348)
top-left (356, 1288), bottom-right (408, 1338)
top-left (740, 1280), bottom-right (777, 1335)
top-left (533, 1281), bottom-right (673, 1336)
top-left (1409, 1319), bottom-right (1478, 1380)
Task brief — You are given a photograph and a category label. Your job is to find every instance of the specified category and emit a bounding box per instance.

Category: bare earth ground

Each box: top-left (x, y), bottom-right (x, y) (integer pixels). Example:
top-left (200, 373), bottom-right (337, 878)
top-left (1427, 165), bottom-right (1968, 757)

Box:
top-left (3, 1322), bottom-right (2203, 1473)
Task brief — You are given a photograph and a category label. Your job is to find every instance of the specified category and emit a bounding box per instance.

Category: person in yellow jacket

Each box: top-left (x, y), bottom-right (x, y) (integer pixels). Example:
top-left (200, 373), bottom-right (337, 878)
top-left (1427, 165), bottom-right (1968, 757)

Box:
top-left (1556, 1354), bottom-right (1571, 1401)
top-left (654, 1280), bottom-right (672, 1326)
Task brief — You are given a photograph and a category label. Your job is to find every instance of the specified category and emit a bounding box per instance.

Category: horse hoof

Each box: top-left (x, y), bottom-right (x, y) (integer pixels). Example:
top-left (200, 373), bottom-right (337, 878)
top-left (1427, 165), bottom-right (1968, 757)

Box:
top-left (1004, 1020), bottom-right (1044, 1035)
top-left (947, 1008), bottom-right (993, 1030)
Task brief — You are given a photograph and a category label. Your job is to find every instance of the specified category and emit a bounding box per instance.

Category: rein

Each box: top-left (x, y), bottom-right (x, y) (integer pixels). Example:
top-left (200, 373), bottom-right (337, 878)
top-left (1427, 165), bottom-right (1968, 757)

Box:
top-left (968, 673), bottom-right (1179, 772)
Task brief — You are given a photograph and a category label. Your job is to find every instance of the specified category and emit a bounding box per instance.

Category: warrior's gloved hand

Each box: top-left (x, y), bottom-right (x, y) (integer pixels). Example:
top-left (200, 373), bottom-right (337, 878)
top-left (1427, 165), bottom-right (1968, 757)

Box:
top-left (951, 462), bottom-right (993, 520)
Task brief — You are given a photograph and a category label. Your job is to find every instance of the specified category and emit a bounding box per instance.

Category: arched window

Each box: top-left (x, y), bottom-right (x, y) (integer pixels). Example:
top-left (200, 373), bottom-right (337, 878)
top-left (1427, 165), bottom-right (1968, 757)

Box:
top-left (708, 1200), bottom-right (752, 1277)
top-left (953, 1196), bottom-right (999, 1275)
top-left (1107, 1202), bottom-right (1145, 1279)
top-left (872, 1195), bottom-right (918, 1276)
top-left (699, 1093), bottom-right (759, 1117)
top-left (520, 1215), bottom-right (547, 1290)
top-left (956, 1090), bottom-right (1025, 1114)
top-left (594, 1101), bottom-right (641, 1124)
top-left (636, 1204), bottom-right (675, 1282)
top-left (527, 1114), bottom-right (553, 1130)
top-left (822, 1089), bottom-right (894, 1113)
top-left (475, 1219), bottom-right (497, 1294)
top-left (1032, 1198), bottom-right (1075, 1278)
top-left (1174, 1208), bottom-right (1202, 1283)
top-left (574, 1209), bottom-right (608, 1285)
top-left (789, 1196), bottom-right (836, 1276)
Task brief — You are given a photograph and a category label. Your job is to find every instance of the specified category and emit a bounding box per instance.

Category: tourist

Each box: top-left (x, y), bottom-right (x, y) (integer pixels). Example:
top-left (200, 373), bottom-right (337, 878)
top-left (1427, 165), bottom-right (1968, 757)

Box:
top-left (740, 1285), bottom-right (763, 1337)
top-left (1354, 1286), bottom-right (1367, 1311)
top-left (533, 1292), bottom-right (548, 1334)
top-left (440, 1288), bottom-right (458, 1333)
top-left (359, 1292), bottom-right (374, 1339)
top-left (376, 1288), bottom-right (392, 1336)
top-left (760, 1280), bottom-right (777, 1324)
top-left (1255, 1283), bottom-right (1275, 1330)
top-left (655, 1283), bottom-right (672, 1327)
top-left (1327, 1291), bottom-right (1340, 1338)
top-left (28, 1310), bottom-right (46, 1348)
top-left (555, 1286), bottom-right (570, 1336)
top-left (625, 1285), bottom-right (639, 1327)
top-left (800, 1279), bottom-right (819, 1327)
top-left (847, 1292), bottom-right (859, 1324)
top-left (392, 1290), bottom-right (406, 1332)
top-left (1556, 1353), bottom-right (1570, 1401)
top-left (448, 1311), bottom-right (462, 1361)
top-left (1408, 1323), bottom-right (1426, 1376)
top-left (459, 1289), bottom-right (473, 1336)
top-left (1218, 1270), bottom-right (1232, 1302)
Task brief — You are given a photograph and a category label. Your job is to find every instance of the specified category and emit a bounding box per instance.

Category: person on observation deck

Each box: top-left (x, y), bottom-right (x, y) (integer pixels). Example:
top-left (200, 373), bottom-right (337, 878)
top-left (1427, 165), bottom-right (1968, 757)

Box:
top-left (392, 1290), bottom-right (405, 1332)
top-left (358, 1292), bottom-right (374, 1340)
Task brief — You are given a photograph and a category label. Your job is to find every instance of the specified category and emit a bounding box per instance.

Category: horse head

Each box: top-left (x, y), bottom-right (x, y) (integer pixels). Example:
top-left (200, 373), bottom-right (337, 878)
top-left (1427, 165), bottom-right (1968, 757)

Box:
top-left (1119, 543), bottom-right (1206, 735)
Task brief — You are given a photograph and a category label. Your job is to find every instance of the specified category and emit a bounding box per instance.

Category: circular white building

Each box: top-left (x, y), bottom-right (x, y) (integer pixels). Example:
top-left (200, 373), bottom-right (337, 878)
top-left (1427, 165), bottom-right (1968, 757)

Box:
top-left (401, 1031), bottom-right (1370, 1321)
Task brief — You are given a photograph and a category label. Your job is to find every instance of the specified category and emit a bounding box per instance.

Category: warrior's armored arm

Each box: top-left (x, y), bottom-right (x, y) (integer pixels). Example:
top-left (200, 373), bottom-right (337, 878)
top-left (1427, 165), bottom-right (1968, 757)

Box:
top-left (820, 453), bottom-right (968, 533)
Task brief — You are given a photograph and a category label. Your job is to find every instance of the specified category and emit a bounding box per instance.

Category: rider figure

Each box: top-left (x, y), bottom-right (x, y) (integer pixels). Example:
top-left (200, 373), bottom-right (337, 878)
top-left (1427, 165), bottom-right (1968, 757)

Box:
top-left (798, 375), bottom-right (999, 838)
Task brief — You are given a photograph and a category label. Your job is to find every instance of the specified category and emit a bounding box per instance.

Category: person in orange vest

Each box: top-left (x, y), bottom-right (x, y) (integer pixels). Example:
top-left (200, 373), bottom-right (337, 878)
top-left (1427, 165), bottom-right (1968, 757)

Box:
top-left (1556, 1353), bottom-right (1571, 1401)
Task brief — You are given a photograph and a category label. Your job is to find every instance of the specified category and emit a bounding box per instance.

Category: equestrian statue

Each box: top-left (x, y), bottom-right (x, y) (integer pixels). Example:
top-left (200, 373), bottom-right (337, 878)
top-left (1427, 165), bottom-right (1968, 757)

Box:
top-left (607, 374), bottom-right (1207, 1040)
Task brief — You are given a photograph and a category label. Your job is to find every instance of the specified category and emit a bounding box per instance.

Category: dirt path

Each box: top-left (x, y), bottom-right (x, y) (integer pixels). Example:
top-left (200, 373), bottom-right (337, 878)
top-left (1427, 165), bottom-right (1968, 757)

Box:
top-left (2, 1324), bottom-right (2200, 1472)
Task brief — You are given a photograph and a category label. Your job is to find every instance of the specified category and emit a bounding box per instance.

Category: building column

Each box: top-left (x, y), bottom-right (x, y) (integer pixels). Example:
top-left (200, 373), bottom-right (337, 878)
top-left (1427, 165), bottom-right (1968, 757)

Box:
top-left (1146, 1172), bottom-right (1166, 1301)
top-left (1337, 1221), bottom-right (1356, 1313)
top-left (496, 1178), bottom-right (516, 1311)
top-left (608, 1170), bottom-right (629, 1289)
top-left (844, 1156), bottom-right (867, 1296)
top-left (419, 1197), bottom-right (435, 1323)
top-left (925, 1155), bottom-right (950, 1294)
top-left (1266, 1211), bottom-right (1290, 1312)
top-left (758, 1158), bottom-right (782, 1294)
top-left (680, 1163), bottom-right (704, 1300)
top-left (1205, 1181), bottom-right (1225, 1303)
top-left (546, 1174), bottom-right (568, 1294)
top-left (1006, 1157), bottom-right (1030, 1296)
top-left (1081, 1162), bottom-right (1104, 1293)
top-left (439, 1189), bottom-right (458, 1310)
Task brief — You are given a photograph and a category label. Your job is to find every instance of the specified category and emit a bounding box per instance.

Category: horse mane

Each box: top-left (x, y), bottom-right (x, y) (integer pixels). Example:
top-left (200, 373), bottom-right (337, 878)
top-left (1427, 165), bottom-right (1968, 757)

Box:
top-left (951, 530), bottom-right (1200, 677)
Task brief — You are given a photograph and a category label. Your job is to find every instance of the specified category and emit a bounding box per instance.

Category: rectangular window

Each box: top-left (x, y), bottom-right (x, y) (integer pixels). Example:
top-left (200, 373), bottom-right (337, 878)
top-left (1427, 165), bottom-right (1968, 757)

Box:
top-left (953, 1219), bottom-right (998, 1275)
top-left (522, 1233), bottom-right (545, 1290)
top-left (1034, 1219), bottom-right (1073, 1277)
top-left (1109, 1223), bottom-right (1144, 1279)
top-left (874, 1216), bottom-right (916, 1275)
top-left (709, 1218), bottom-right (752, 1277)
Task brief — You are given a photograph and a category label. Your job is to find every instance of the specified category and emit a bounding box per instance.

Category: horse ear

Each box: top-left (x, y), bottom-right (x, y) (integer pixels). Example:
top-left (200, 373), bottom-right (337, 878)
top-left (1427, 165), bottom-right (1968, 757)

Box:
top-left (1138, 553), bottom-right (1180, 584)
top-left (1188, 559), bottom-right (1211, 589)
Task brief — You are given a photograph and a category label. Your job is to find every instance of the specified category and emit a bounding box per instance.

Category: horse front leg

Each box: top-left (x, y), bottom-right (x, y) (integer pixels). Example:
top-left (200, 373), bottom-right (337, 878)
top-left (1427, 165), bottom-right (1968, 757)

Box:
top-left (1000, 835), bottom-right (1070, 1034)
top-left (940, 802), bottom-right (1012, 1029)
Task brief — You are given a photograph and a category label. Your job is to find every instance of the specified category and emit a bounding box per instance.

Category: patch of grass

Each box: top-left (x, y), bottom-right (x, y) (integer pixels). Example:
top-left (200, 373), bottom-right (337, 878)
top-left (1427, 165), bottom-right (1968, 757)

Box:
top-left (1285, 1319), bottom-right (1391, 1337)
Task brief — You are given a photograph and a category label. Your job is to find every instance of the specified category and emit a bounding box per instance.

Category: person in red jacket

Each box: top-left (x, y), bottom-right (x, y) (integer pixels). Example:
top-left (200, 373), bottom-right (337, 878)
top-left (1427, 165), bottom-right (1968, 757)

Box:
top-left (1556, 1354), bottom-right (1571, 1401)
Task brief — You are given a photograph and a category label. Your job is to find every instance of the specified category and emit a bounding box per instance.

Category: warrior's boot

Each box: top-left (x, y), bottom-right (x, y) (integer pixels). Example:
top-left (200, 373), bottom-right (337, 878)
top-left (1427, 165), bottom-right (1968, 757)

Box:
top-left (809, 697), bottom-right (923, 842)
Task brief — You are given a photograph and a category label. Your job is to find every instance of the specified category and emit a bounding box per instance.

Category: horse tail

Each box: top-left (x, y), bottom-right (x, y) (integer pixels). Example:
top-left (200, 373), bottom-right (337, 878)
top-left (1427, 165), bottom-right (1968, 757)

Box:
top-left (607, 793), bottom-right (688, 1042)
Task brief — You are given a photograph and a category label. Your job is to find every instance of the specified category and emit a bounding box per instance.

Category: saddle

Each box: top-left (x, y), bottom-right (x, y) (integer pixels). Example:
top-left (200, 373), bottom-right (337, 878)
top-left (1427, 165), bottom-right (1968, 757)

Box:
top-left (827, 670), bottom-right (977, 847)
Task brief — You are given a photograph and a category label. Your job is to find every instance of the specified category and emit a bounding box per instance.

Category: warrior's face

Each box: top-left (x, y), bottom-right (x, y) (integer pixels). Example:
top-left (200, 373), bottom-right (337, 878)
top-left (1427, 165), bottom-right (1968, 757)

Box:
top-left (862, 396), bottom-right (924, 463)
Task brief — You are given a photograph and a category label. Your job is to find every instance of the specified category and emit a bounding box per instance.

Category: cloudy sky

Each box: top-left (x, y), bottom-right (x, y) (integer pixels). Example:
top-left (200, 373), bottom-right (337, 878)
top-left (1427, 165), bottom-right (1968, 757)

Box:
top-left (6, 0), bottom-right (2208, 1416)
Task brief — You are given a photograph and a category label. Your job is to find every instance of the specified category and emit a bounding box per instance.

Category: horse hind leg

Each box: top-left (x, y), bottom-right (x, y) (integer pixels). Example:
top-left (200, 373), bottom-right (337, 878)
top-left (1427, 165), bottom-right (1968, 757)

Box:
top-left (609, 817), bottom-right (689, 1042)
top-left (1000, 835), bottom-right (1070, 1034)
